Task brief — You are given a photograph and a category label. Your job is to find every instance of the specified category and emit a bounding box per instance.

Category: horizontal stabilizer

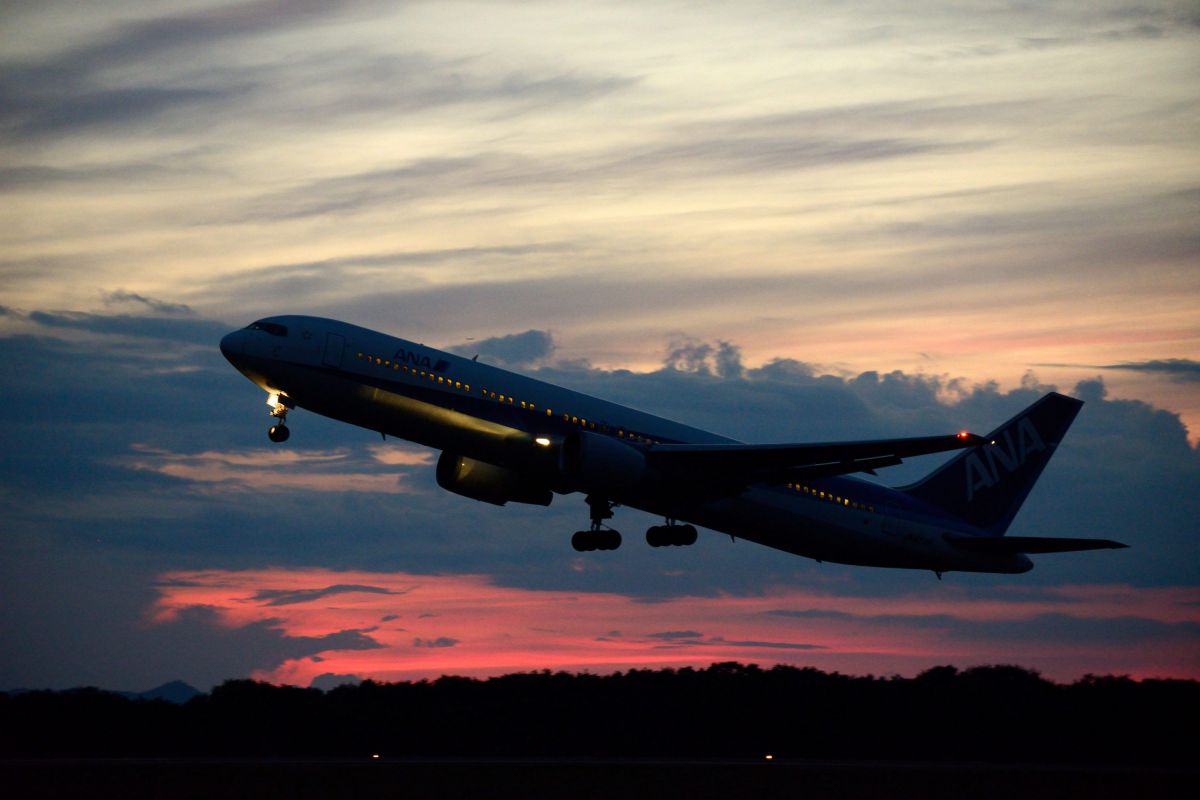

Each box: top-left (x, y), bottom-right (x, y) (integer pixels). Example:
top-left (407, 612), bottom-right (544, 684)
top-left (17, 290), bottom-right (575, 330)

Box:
top-left (945, 534), bottom-right (1128, 554)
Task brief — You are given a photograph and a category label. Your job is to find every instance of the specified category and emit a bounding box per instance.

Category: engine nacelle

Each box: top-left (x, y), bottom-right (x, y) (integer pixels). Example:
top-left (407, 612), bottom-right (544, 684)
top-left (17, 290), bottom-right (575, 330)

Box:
top-left (436, 452), bottom-right (553, 507)
top-left (559, 430), bottom-right (654, 495)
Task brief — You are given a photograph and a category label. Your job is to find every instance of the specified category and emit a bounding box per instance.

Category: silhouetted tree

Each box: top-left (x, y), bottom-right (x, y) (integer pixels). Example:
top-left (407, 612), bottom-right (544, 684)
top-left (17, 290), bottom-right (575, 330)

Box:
top-left (2, 664), bottom-right (1195, 763)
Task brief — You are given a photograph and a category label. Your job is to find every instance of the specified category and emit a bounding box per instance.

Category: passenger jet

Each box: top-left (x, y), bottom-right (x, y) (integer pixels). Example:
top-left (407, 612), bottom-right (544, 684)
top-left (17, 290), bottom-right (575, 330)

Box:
top-left (220, 316), bottom-right (1126, 577)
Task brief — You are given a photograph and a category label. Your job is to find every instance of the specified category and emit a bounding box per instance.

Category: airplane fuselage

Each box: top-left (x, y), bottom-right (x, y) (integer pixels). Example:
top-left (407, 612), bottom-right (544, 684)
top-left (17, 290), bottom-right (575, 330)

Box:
top-left (221, 315), bottom-right (1036, 575)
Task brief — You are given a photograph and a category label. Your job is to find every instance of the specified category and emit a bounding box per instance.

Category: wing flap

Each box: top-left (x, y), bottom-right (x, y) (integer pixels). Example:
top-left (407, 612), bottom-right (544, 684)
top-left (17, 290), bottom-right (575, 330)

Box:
top-left (945, 535), bottom-right (1128, 554)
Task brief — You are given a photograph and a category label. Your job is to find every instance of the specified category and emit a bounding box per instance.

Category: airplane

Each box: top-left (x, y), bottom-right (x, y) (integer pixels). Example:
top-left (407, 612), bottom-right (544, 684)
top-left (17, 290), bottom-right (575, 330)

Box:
top-left (220, 315), bottom-right (1126, 577)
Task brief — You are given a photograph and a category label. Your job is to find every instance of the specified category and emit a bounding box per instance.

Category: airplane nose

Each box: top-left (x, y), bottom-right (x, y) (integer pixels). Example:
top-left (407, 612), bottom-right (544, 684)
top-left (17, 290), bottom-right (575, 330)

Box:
top-left (220, 330), bottom-right (245, 362)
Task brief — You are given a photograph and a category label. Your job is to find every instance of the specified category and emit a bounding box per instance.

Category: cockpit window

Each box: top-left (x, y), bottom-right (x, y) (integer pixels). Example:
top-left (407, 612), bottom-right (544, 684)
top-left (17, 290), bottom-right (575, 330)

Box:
top-left (246, 321), bottom-right (288, 337)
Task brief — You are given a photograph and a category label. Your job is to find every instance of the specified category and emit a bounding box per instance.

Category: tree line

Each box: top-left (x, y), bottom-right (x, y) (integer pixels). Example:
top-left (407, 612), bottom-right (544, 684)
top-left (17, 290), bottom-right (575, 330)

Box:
top-left (2, 663), bottom-right (1195, 763)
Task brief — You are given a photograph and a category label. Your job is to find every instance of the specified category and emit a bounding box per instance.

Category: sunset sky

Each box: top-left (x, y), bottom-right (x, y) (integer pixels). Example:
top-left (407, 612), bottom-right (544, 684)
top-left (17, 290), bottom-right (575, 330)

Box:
top-left (1, 1), bottom-right (1198, 692)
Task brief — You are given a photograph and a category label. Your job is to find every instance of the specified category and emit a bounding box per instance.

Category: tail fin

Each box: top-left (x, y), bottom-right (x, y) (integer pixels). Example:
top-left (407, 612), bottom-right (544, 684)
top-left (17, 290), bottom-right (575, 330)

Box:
top-left (899, 392), bottom-right (1082, 536)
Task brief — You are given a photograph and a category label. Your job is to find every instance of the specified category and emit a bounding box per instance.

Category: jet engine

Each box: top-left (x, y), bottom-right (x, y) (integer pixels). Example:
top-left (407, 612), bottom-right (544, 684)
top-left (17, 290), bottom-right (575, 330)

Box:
top-left (436, 452), bottom-right (553, 506)
top-left (559, 430), bottom-right (655, 495)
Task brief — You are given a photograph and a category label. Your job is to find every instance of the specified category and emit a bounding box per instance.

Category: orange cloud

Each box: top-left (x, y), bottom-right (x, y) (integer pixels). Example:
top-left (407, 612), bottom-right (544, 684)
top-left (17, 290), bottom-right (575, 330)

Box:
top-left (149, 568), bottom-right (1200, 687)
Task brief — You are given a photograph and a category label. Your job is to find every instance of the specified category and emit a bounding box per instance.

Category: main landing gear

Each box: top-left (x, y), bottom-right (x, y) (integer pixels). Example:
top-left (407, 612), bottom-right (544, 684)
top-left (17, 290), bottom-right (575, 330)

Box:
top-left (646, 522), bottom-right (698, 547)
top-left (266, 392), bottom-right (292, 443)
top-left (570, 499), bottom-right (700, 552)
top-left (572, 496), bottom-right (622, 551)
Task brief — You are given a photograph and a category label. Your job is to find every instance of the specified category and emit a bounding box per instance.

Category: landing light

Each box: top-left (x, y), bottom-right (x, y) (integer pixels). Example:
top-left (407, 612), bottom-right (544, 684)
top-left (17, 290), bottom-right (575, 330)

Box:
top-left (535, 437), bottom-right (551, 447)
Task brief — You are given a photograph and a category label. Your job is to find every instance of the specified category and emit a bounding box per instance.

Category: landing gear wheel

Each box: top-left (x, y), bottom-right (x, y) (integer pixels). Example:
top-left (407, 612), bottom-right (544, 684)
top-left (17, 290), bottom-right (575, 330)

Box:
top-left (268, 424), bottom-right (290, 443)
top-left (570, 496), bottom-right (622, 552)
top-left (571, 529), bottom-right (622, 552)
top-left (646, 523), bottom-right (698, 547)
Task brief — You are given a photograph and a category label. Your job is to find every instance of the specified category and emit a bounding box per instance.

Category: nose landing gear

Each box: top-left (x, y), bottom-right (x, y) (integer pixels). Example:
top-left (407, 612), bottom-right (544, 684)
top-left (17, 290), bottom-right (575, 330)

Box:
top-left (266, 392), bottom-right (293, 443)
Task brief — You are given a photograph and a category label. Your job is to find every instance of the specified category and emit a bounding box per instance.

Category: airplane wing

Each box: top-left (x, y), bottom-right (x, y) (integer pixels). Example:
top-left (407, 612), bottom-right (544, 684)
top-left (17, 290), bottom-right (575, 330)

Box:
top-left (645, 432), bottom-right (989, 484)
top-left (945, 535), bottom-right (1128, 553)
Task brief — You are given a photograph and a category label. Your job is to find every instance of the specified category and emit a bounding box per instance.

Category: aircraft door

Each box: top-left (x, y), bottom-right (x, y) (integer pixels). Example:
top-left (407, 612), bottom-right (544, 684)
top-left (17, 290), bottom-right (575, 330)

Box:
top-left (322, 333), bottom-right (345, 367)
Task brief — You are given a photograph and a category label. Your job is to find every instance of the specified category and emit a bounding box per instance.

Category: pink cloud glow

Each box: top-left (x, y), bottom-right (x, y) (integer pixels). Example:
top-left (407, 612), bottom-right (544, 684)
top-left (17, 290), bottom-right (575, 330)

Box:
top-left (150, 568), bottom-right (1200, 686)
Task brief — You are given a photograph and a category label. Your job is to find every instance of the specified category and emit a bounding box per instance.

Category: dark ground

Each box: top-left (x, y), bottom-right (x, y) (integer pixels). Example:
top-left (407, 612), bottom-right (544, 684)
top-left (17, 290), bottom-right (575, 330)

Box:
top-left (3, 758), bottom-right (1195, 800)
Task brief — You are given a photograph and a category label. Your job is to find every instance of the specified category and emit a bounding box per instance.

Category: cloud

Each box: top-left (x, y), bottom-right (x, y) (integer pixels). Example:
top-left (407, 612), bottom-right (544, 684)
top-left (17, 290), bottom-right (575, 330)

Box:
top-left (644, 629), bottom-right (827, 651)
top-left (102, 290), bottom-right (194, 316)
top-left (252, 584), bottom-right (407, 607)
top-left (151, 606), bottom-right (385, 681)
top-left (648, 630), bottom-right (704, 640)
top-left (116, 444), bottom-right (422, 495)
top-left (453, 330), bottom-right (556, 367)
top-left (0, 161), bottom-right (189, 191)
top-left (4, 86), bottom-right (234, 137)
top-left (142, 568), bottom-right (1200, 688)
top-left (1100, 359), bottom-right (1200, 383)
top-left (0, 0), bottom-right (375, 137)
top-left (413, 637), bottom-right (460, 649)
top-left (368, 443), bottom-right (435, 466)
top-left (664, 337), bottom-right (745, 379)
top-left (769, 608), bottom-right (1199, 646)
top-left (27, 310), bottom-right (229, 345)
top-left (310, 672), bottom-right (363, 690)
top-left (710, 638), bottom-right (827, 651)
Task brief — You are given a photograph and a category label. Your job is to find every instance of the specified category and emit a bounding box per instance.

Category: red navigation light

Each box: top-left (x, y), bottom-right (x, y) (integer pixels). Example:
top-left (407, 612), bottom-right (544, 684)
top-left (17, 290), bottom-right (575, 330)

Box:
top-left (957, 431), bottom-right (969, 440)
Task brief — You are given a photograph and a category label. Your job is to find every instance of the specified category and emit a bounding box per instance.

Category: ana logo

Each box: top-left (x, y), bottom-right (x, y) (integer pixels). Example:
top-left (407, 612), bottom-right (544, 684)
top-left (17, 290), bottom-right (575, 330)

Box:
top-left (392, 348), bottom-right (449, 372)
top-left (964, 415), bottom-right (1046, 501)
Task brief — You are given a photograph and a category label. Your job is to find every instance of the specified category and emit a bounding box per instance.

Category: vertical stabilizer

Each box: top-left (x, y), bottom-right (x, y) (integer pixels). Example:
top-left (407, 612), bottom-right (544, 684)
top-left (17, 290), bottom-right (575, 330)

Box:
top-left (899, 392), bottom-right (1082, 536)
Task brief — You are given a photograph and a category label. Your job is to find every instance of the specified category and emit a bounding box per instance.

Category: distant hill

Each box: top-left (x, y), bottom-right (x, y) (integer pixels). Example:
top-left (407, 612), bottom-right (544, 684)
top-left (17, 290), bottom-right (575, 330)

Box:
top-left (3, 680), bottom-right (201, 704)
top-left (119, 680), bottom-right (202, 704)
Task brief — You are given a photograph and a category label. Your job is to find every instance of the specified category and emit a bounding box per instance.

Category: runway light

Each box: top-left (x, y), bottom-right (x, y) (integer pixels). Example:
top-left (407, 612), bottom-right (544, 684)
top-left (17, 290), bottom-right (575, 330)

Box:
top-left (535, 437), bottom-right (551, 447)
